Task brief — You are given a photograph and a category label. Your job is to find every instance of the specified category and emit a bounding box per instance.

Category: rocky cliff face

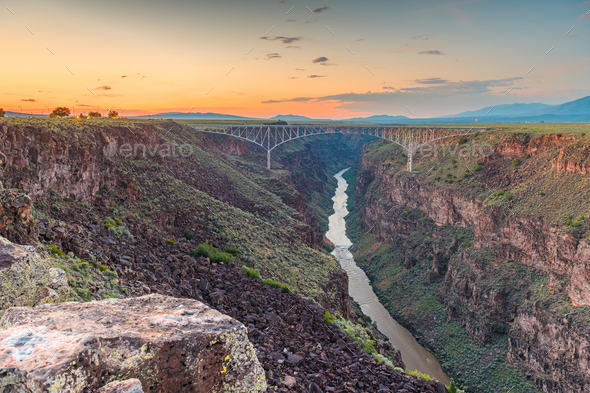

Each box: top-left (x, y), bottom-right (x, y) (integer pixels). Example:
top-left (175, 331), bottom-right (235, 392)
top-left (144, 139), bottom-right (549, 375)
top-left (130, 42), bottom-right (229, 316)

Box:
top-left (354, 135), bottom-right (590, 392)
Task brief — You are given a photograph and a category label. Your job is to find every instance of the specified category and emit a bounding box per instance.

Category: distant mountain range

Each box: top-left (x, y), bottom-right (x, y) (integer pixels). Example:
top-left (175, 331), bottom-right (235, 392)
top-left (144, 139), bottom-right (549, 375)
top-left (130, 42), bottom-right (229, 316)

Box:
top-left (131, 112), bottom-right (255, 120)
top-left (3, 96), bottom-right (589, 123)
top-left (443, 103), bottom-right (553, 118)
top-left (1, 111), bottom-right (45, 118)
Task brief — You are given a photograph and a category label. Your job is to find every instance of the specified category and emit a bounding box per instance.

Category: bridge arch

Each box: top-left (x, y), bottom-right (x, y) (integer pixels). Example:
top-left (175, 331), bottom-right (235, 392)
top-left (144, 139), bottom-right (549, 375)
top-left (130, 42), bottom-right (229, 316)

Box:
top-left (190, 124), bottom-right (485, 171)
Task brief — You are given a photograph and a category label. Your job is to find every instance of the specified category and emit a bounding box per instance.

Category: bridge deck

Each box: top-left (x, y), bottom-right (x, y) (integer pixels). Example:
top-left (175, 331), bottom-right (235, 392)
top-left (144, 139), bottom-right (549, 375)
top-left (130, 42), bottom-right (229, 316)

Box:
top-left (189, 124), bottom-right (487, 170)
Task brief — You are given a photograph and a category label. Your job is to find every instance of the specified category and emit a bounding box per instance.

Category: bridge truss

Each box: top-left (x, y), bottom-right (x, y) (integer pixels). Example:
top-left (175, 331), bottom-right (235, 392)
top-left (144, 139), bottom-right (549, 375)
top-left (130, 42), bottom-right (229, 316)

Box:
top-left (190, 124), bottom-right (486, 171)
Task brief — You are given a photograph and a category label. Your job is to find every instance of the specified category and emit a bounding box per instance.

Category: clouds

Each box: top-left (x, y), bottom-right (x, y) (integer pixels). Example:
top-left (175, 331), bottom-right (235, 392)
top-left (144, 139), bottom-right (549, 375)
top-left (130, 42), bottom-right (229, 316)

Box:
top-left (312, 6), bottom-right (329, 13)
top-left (411, 35), bottom-right (429, 40)
top-left (260, 36), bottom-right (302, 44)
top-left (21, 98), bottom-right (37, 102)
top-left (262, 77), bottom-right (525, 106)
top-left (96, 86), bottom-right (112, 90)
top-left (308, 75), bottom-right (326, 78)
top-left (418, 50), bottom-right (446, 55)
top-left (414, 78), bottom-right (448, 85)
top-left (265, 53), bottom-right (282, 60)
top-left (312, 56), bottom-right (335, 66)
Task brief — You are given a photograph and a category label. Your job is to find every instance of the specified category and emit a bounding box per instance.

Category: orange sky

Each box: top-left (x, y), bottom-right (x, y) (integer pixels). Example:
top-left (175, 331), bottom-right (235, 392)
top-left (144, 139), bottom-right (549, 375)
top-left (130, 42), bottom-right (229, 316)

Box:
top-left (2, 0), bottom-right (589, 118)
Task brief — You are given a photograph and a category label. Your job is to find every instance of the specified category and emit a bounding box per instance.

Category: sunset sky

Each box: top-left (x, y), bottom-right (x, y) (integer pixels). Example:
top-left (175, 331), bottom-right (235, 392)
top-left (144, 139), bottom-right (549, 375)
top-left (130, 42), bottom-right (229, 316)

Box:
top-left (1, 0), bottom-right (589, 118)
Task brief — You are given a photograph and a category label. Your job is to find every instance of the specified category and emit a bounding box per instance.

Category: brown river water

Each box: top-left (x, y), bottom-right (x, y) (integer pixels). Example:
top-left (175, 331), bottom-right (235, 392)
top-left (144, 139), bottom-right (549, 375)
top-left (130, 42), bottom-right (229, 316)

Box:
top-left (325, 168), bottom-right (450, 384)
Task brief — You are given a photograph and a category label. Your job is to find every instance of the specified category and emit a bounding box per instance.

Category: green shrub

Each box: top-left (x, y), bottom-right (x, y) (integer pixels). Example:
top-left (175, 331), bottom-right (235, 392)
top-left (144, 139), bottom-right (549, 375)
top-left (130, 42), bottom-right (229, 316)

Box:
top-left (505, 192), bottom-right (513, 201)
top-left (512, 158), bottom-right (521, 166)
top-left (361, 339), bottom-right (377, 354)
top-left (104, 217), bottom-right (116, 229)
top-left (566, 219), bottom-right (573, 226)
top-left (241, 265), bottom-right (261, 280)
top-left (524, 154), bottom-right (531, 159)
top-left (407, 370), bottom-right (434, 381)
top-left (165, 239), bottom-right (175, 246)
top-left (63, 197), bottom-right (75, 203)
top-left (474, 162), bottom-right (482, 171)
top-left (324, 311), bottom-right (335, 323)
top-left (539, 191), bottom-right (545, 196)
top-left (572, 221), bottom-right (581, 227)
top-left (458, 137), bottom-right (468, 145)
top-left (578, 216), bottom-right (585, 221)
top-left (48, 244), bottom-right (65, 257)
top-left (114, 217), bottom-right (123, 225)
top-left (262, 278), bottom-right (292, 293)
top-left (98, 265), bottom-right (108, 272)
top-left (193, 243), bottom-right (234, 264)
top-left (223, 247), bottom-right (240, 257)
top-left (183, 229), bottom-right (194, 240)
top-left (448, 381), bottom-right (458, 393)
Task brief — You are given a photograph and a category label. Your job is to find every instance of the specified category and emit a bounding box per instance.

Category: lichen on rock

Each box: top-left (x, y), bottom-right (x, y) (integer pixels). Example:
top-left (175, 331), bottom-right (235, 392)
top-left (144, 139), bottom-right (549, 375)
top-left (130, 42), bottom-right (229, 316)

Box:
top-left (0, 294), bottom-right (266, 392)
top-left (0, 235), bottom-right (71, 317)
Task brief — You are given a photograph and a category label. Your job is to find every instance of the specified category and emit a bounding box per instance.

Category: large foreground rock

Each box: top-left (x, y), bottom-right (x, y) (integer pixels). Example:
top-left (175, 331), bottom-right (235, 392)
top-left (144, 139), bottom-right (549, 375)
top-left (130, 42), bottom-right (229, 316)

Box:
top-left (0, 294), bottom-right (266, 392)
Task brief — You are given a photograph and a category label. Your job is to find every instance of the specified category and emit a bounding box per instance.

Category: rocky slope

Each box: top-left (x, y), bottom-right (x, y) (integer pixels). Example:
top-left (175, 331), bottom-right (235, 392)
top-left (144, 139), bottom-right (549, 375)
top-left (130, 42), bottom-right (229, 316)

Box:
top-left (350, 131), bottom-right (590, 392)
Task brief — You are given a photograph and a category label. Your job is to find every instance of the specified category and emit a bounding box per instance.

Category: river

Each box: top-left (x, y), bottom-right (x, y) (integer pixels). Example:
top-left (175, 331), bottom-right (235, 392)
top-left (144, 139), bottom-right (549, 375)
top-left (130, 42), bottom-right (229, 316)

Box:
top-left (325, 168), bottom-right (450, 384)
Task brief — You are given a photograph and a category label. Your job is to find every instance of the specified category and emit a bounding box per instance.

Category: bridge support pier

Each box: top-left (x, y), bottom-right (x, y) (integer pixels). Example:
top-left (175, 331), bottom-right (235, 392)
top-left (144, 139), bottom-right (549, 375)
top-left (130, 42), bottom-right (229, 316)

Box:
top-left (407, 151), bottom-right (413, 172)
top-left (267, 150), bottom-right (271, 170)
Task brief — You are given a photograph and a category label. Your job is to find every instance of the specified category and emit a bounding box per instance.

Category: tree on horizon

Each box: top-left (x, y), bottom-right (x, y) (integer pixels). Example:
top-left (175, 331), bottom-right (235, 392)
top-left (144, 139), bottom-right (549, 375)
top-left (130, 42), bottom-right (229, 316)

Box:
top-left (88, 112), bottom-right (101, 118)
top-left (0, 108), bottom-right (5, 117)
top-left (108, 110), bottom-right (118, 119)
top-left (51, 107), bottom-right (71, 118)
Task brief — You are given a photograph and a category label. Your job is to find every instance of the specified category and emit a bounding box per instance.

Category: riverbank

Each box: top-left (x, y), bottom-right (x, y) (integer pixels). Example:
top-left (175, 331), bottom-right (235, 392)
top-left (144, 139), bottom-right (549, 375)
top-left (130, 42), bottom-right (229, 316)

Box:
top-left (325, 168), bottom-right (450, 384)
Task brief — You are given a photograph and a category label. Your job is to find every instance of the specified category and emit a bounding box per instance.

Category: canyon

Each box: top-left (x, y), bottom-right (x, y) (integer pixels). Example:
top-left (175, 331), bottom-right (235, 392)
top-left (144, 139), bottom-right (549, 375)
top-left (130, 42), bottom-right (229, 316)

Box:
top-left (1, 118), bottom-right (589, 392)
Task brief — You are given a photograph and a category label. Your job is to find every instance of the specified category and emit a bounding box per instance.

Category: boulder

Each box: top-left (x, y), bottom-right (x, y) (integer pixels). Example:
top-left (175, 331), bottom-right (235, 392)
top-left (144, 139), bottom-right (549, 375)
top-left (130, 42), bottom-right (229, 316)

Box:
top-left (0, 294), bottom-right (266, 392)
top-left (97, 379), bottom-right (144, 393)
top-left (0, 236), bottom-right (71, 317)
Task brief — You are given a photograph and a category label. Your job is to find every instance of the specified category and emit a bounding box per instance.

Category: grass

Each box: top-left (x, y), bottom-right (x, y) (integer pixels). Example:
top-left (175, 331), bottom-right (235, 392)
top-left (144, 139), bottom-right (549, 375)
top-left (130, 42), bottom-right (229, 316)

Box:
top-left (47, 247), bottom-right (124, 301)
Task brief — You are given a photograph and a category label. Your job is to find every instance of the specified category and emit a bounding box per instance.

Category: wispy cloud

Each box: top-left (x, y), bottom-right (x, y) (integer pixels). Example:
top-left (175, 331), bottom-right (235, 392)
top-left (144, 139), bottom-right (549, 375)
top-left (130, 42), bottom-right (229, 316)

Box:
top-left (260, 36), bottom-right (302, 44)
top-left (308, 75), bottom-right (326, 78)
top-left (121, 75), bottom-right (128, 78)
top-left (288, 77), bottom-right (298, 79)
top-left (96, 86), bottom-right (112, 90)
top-left (78, 104), bottom-right (92, 107)
top-left (262, 77), bottom-right (524, 104)
top-left (285, 19), bottom-right (296, 23)
top-left (313, 6), bottom-right (330, 13)
top-left (414, 78), bottom-right (448, 85)
top-left (21, 98), bottom-right (37, 102)
top-left (411, 35), bottom-right (429, 40)
top-left (262, 96), bottom-right (314, 104)
top-left (286, 45), bottom-right (301, 49)
top-left (418, 50), bottom-right (446, 55)
top-left (266, 53), bottom-right (282, 60)
top-left (352, 38), bottom-right (366, 42)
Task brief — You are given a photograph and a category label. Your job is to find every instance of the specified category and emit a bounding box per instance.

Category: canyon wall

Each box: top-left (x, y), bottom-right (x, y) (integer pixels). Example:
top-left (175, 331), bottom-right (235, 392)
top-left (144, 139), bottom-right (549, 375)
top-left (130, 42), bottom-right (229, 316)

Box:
top-left (354, 136), bottom-right (590, 392)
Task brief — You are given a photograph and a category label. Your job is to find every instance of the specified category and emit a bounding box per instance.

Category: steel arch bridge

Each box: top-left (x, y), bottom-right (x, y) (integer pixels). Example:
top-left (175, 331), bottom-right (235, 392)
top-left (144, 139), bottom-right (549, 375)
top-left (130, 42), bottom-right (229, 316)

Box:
top-left (189, 124), bottom-right (486, 171)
